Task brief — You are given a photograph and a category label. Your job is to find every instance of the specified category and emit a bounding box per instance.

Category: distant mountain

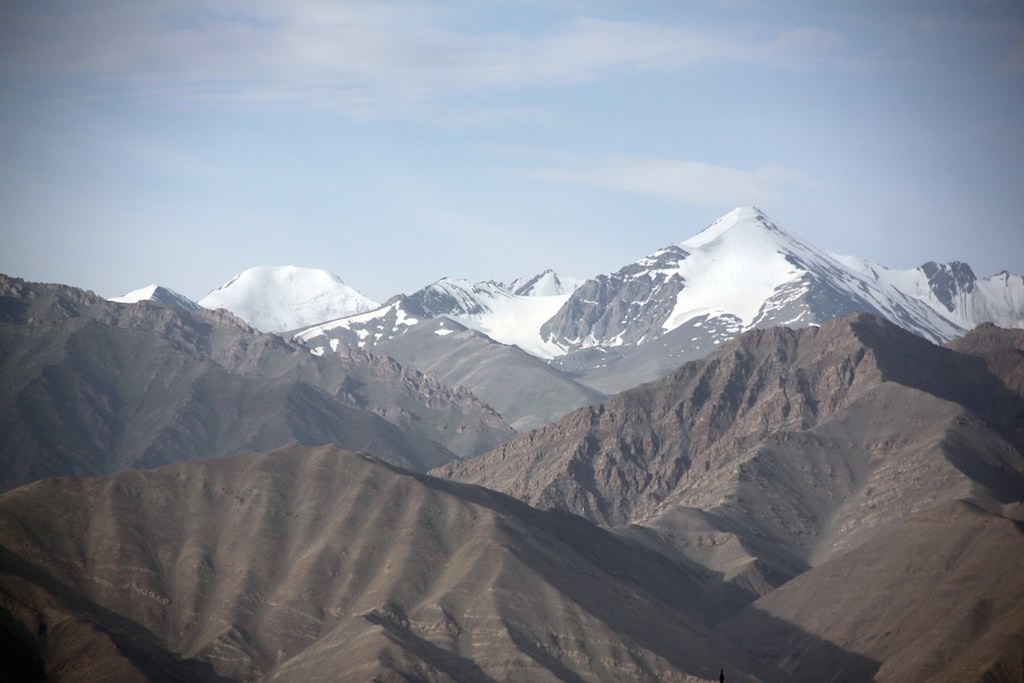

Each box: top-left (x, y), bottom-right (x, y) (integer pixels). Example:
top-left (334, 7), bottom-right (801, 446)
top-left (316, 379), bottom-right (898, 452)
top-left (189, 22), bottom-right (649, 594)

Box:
top-left (198, 266), bottom-right (378, 333)
top-left (542, 207), bottom-right (973, 392)
top-left (834, 255), bottom-right (1024, 331)
top-left (507, 268), bottom-right (585, 296)
top-left (0, 444), bottom-right (775, 682)
top-left (373, 316), bottom-right (605, 431)
top-left (291, 208), bottom-right (1023, 401)
top-left (0, 274), bottom-right (512, 490)
top-left (109, 283), bottom-right (201, 311)
top-left (436, 314), bottom-right (1024, 679)
top-left (296, 276), bottom-right (572, 359)
top-left (294, 276), bottom-right (598, 429)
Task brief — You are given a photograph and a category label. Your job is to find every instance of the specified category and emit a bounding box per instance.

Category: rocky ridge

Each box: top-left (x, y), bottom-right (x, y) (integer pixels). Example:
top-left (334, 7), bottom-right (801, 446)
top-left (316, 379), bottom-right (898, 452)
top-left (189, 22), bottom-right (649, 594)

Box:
top-left (0, 445), bottom-right (779, 682)
top-left (435, 315), bottom-right (1024, 643)
top-left (0, 274), bottom-right (513, 490)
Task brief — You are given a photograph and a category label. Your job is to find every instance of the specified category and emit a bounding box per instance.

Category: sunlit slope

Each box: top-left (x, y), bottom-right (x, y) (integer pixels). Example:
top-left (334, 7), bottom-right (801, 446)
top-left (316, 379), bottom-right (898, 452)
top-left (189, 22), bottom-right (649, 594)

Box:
top-left (0, 445), bottom-right (773, 682)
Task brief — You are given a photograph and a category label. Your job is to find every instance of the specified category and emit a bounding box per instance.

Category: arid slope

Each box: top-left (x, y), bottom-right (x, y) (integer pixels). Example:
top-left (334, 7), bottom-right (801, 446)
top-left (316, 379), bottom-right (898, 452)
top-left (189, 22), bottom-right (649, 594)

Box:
top-left (436, 314), bottom-right (1024, 681)
top-left (0, 275), bottom-right (514, 489)
top-left (0, 445), bottom-right (791, 682)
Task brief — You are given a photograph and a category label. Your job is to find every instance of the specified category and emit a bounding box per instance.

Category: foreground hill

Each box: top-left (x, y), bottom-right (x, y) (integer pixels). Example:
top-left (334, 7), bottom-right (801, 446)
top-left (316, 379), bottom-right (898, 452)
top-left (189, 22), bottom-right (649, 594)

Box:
top-left (436, 314), bottom-right (1024, 681)
top-left (0, 445), bottom-right (787, 682)
top-left (0, 275), bottom-right (513, 490)
top-left (721, 498), bottom-right (1024, 682)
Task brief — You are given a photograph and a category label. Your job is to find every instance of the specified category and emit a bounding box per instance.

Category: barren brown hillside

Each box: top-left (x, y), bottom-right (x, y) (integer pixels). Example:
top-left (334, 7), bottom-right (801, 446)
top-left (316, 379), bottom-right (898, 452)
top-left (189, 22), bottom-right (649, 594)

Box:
top-left (0, 445), bottom-right (795, 682)
top-left (0, 274), bottom-right (514, 490)
top-left (436, 314), bottom-right (1024, 681)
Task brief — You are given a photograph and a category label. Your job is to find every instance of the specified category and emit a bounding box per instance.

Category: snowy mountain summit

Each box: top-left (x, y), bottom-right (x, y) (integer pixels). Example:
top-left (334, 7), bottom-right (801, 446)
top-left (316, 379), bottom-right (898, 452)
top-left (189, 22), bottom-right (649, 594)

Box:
top-left (508, 269), bottom-right (585, 297)
top-left (293, 207), bottom-right (1022, 394)
top-left (110, 284), bottom-right (201, 311)
top-left (198, 266), bottom-right (378, 333)
top-left (539, 206), bottom-right (1021, 391)
top-left (189, 208), bottom-right (1020, 395)
top-left (834, 256), bottom-right (1024, 332)
top-left (549, 207), bottom-right (957, 347)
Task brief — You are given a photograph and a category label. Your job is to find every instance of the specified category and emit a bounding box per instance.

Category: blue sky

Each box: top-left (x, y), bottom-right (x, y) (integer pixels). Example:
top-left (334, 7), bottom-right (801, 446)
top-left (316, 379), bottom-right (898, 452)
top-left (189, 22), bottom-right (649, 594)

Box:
top-left (2, 0), bottom-right (1022, 302)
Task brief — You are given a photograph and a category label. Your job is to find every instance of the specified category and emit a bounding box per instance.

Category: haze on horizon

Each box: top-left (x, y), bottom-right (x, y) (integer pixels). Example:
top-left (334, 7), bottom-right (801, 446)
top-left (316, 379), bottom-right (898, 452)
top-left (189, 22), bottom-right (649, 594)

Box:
top-left (2, 0), bottom-right (1022, 302)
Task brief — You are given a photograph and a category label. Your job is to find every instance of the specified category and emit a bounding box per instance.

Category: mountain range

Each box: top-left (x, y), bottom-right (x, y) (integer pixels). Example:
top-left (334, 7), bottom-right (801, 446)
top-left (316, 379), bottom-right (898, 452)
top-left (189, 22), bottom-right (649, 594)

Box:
top-left (0, 444), bottom-right (779, 682)
top-left (120, 207), bottom-right (1023, 405)
top-left (0, 274), bottom-right (512, 491)
top-left (435, 314), bottom-right (1024, 680)
top-left (3, 205), bottom-right (1024, 681)
top-left (2, 288), bottom-right (1022, 680)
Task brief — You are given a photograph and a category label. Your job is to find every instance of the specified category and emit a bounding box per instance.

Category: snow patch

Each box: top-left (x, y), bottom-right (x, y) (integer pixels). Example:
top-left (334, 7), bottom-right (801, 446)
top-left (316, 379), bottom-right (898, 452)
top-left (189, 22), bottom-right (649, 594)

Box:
top-left (110, 284), bottom-right (160, 304)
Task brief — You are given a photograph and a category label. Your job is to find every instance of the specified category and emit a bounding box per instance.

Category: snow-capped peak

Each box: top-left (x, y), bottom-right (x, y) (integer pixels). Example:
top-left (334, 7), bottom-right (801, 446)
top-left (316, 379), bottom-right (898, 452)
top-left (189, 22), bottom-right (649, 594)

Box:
top-left (286, 206), bottom-right (1020, 395)
top-left (110, 284), bottom-right (160, 303)
top-left (509, 270), bottom-right (585, 297)
top-left (198, 266), bottom-right (378, 333)
top-left (833, 255), bottom-right (1024, 331)
top-left (109, 284), bottom-right (201, 311)
top-left (663, 206), bottom-right (817, 329)
top-left (541, 206), bottom-right (968, 368)
top-left (680, 206), bottom-right (786, 251)
top-left (407, 277), bottom-right (569, 357)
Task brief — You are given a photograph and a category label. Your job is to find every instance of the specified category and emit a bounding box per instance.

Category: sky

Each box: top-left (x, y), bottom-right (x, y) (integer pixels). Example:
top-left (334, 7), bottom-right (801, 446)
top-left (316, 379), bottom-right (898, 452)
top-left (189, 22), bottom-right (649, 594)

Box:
top-left (2, 0), bottom-right (1023, 303)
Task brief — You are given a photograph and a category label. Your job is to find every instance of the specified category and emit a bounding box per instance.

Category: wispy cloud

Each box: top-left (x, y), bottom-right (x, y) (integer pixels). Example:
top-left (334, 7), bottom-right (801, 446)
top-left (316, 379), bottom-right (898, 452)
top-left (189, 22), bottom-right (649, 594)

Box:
top-left (508, 153), bottom-right (791, 206)
top-left (1, 1), bottom-right (847, 117)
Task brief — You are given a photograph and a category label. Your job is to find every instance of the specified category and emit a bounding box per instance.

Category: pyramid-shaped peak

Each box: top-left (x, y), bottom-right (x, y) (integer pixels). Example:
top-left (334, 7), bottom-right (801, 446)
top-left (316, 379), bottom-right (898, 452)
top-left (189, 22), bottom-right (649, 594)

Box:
top-left (510, 270), bottom-right (583, 296)
top-left (111, 284), bottom-right (160, 302)
top-left (680, 206), bottom-right (787, 250)
top-left (109, 284), bottom-right (201, 311)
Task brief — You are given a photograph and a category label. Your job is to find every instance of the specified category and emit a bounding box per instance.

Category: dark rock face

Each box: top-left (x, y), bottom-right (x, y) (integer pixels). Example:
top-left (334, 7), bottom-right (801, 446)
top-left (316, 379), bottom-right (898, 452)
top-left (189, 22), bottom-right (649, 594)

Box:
top-left (540, 246), bottom-right (690, 352)
top-left (922, 260), bottom-right (977, 312)
top-left (0, 275), bottom-right (514, 489)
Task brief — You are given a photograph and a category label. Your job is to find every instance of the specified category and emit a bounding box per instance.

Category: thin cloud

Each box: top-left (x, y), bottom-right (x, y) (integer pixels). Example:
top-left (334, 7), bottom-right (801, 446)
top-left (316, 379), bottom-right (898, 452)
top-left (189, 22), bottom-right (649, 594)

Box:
top-left (1, 2), bottom-right (848, 117)
top-left (511, 154), bottom-right (791, 207)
